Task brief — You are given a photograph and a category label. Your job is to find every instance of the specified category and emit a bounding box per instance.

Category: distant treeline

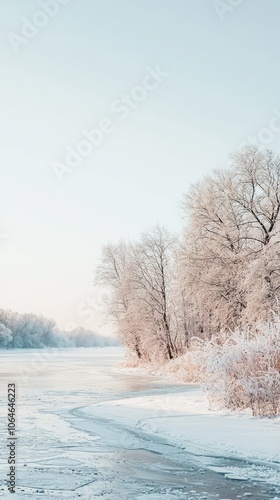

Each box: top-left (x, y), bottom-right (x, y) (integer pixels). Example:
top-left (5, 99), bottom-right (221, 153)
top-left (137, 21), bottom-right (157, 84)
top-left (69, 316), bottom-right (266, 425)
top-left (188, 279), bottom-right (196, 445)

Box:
top-left (0, 308), bottom-right (118, 349)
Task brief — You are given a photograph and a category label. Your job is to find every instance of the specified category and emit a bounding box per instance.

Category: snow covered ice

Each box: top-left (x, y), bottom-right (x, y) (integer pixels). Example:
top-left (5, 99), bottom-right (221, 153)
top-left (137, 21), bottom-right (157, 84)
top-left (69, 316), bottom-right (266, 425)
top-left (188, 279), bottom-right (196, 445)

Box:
top-left (0, 348), bottom-right (279, 499)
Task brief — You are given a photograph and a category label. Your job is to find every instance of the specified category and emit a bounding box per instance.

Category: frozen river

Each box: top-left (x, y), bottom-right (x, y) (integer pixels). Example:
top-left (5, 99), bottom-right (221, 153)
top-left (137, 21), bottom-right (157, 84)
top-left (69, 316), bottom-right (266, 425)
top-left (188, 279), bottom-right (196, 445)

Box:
top-left (0, 348), bottom-right (279, 499)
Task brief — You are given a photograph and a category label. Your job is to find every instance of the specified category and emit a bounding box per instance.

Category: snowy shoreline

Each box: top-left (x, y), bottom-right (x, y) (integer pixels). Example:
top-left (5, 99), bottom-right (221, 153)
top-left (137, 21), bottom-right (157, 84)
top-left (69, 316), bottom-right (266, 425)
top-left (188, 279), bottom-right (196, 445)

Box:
top-left (81, 388), bottom-right (280, 486)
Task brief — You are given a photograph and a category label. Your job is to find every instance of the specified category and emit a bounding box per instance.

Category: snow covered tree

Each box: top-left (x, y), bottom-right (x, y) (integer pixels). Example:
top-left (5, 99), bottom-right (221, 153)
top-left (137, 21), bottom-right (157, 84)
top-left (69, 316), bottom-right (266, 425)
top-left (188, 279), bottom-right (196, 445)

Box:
top-left (130, 226), bottom-right (177, 360)
top-left (95, 241), bottom-right (132, 321)
top-left (0, 323), bottom-right (12, 348)
top-left (95, 226), bottom-right (184, 362)
top-left (0, 309), bottom-right (60, 348)
top-left (95, 240), bottom-right (143, 355)
top-left (181, 146), bottom-right (280, 336)
top-left (66, 327), bottom-right (118, 347)
top-left (181, 169), bottom-right (246, 337)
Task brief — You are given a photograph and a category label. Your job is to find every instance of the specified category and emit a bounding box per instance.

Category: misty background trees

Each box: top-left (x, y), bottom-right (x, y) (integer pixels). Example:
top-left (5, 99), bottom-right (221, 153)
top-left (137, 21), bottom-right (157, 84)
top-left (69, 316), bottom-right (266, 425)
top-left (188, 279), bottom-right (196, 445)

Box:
top-left (0, 309), bottom-right (117, 349)
top-left (95, 146), bottom-right (280, 416)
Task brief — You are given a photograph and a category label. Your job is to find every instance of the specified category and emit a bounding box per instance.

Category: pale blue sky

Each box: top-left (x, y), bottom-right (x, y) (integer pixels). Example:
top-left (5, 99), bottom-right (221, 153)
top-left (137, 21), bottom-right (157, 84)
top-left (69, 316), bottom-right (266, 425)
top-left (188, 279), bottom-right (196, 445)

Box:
top-left (1, 0), bottom-right (280, 331)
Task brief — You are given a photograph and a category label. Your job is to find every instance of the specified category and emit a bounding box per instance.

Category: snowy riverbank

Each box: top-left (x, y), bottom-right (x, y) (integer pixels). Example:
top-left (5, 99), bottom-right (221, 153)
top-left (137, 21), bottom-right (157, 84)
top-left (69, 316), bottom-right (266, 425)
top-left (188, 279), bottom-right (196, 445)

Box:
top-left (82, 388), bottom-right (280, 487)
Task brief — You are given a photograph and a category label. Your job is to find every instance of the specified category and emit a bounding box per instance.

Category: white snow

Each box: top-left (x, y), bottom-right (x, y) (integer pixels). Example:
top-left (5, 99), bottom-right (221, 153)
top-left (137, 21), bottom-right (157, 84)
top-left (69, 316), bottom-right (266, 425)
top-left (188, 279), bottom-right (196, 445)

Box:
top-left (0, 348), bottom-right (279, 497)
top-left (82, 388), bottom-right (280, 484)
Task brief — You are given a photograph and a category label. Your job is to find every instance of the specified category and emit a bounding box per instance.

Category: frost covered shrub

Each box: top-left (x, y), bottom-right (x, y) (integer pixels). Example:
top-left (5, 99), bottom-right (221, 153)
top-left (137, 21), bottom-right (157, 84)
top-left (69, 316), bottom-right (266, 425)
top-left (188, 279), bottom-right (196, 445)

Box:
top-left (160, 340), bottom-right (204, 382)
top-left (201, 323), bottom-right (280, 417)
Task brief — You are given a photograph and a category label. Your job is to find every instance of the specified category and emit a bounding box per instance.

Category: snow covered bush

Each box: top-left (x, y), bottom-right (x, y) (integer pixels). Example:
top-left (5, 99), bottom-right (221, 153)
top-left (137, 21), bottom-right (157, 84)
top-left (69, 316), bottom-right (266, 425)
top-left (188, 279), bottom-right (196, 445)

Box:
top-left (201, 323), bottom-right (280, 417)
top-left (156, 339), bottom-right (204, 382)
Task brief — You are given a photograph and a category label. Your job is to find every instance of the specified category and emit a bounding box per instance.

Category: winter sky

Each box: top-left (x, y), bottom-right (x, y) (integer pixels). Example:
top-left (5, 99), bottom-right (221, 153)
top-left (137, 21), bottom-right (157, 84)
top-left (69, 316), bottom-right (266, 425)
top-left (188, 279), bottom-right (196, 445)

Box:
top-left (1, 0), bottom-right (280, 331)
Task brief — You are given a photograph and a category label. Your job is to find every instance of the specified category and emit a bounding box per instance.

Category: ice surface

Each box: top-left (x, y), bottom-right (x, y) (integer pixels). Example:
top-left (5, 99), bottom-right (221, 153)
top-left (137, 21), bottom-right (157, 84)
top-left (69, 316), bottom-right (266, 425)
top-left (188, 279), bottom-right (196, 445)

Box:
top-left (0, 348), bottom-right (279, 498)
